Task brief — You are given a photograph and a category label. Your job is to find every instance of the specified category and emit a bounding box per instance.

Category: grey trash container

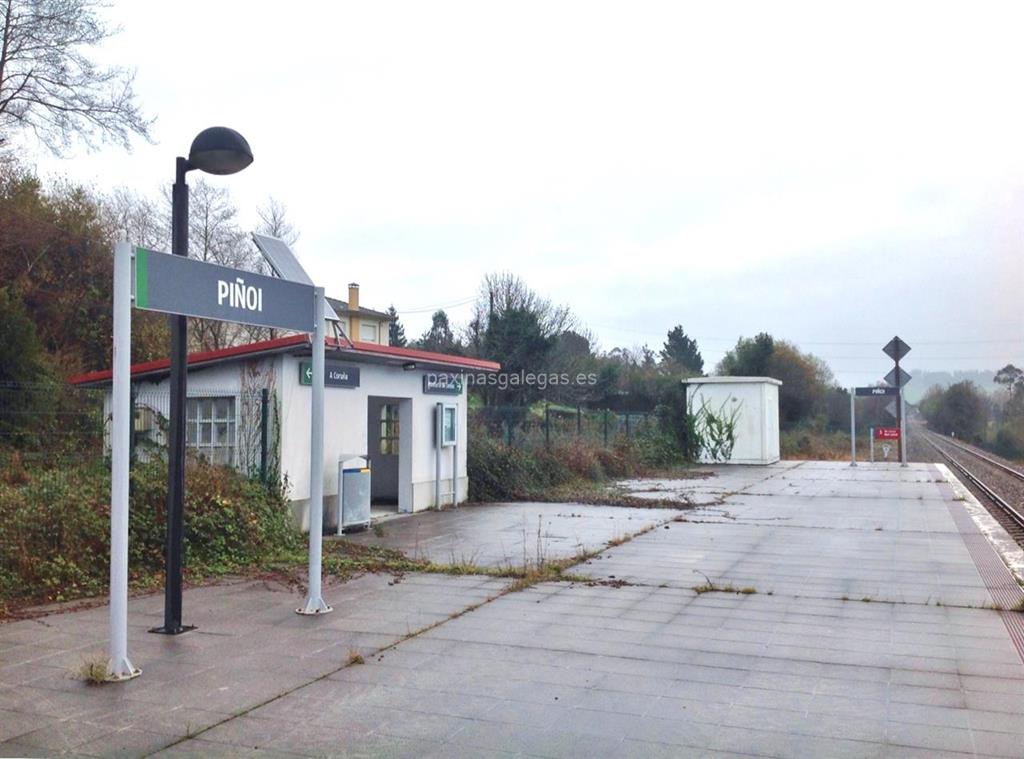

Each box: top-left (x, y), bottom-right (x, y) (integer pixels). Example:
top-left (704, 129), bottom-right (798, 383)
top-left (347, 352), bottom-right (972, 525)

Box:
top-left (339, 456), bottom-right (371, 533)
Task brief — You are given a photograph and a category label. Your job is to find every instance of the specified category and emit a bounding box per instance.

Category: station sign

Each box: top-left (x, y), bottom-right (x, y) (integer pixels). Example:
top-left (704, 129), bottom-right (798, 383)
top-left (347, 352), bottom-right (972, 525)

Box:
top-left (299, 360), bottom-right (360, 388)
top-left (855, 386), bottom-right (899, 397)
top-left (133, 247), bottom-right (316, 333)
top-left (874, 427), bottom-right (900, 440)
top-left (423, 373), bottom-right (464, 395)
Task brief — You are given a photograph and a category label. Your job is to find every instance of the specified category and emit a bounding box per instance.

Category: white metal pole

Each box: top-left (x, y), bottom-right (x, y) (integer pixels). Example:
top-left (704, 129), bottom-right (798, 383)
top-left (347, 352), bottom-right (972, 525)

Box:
top-left (849, 389), bottom-right (856, 467)
top-left (899, 388), bottom-right (908, 467)
top-left (435, 402), bottom-right (442, 508)
top-left (451, 404), bottom-right (458, 506)
top-left (336, 457), bottom-right (344, 537)
top-left (869, 428), bottom-right (874, 463)
top-left (298, 287), bottom-right (332, 615)
top-left (108, 241), bottom-right (139, 681)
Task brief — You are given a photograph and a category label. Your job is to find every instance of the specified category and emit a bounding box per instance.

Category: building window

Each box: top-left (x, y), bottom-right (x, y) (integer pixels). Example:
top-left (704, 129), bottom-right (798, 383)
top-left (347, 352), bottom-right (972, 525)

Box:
top-left (360, 322), bottom-right (379, 343)
top-left (186, 396), bottom-right (236, 466)
top-left (379, 404), bottom-right (400, 455)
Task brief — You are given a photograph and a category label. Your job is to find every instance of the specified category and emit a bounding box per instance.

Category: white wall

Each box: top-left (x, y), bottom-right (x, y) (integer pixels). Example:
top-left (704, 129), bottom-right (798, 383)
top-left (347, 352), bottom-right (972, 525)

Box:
top-left (277, 355), bottom-right (468, 527)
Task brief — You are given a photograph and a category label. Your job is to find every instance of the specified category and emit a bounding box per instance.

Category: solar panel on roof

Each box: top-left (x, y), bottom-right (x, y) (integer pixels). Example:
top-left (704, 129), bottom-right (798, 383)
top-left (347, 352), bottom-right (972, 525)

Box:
top-left (251, 233), bottom-right (339, 321)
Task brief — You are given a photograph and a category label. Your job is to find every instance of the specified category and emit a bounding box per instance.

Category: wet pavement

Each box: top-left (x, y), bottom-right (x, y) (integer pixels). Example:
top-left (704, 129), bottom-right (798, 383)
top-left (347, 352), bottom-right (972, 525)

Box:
top-left (1, 463), bottom-right (1023, 757)
top-left (342, 501), bottom-right (674, 567)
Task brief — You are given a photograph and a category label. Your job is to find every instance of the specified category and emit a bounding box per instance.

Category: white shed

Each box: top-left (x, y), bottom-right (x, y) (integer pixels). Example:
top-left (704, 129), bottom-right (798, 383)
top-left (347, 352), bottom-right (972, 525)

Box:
top-left (683, 377), bottom-right (782, 465)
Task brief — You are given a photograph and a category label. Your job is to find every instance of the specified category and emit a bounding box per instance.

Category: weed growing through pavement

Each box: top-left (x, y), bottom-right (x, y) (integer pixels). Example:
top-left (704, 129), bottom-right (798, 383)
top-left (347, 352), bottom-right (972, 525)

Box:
top-left (691, 570), bottom-right (756, 595)
top-left (346, 649), bottom-right (365, 665)
top-left (73, 653), bottom-right (109, 685)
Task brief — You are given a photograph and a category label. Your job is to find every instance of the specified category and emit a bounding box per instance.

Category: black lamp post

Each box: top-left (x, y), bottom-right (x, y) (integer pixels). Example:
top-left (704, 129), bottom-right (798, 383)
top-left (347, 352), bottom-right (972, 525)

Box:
top-left (151, 127), bottom-right (253, 635)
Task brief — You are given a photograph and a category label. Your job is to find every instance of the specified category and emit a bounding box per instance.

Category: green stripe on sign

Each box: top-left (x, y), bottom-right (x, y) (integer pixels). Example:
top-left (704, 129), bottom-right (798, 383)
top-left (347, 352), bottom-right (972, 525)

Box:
top-left (134, 247), bottom-right (149, 308)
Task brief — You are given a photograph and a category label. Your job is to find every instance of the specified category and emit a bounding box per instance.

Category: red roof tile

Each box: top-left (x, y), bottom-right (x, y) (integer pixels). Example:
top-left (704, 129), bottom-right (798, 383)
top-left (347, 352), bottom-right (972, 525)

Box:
top-left (68, 334), bottom-right (499, 385)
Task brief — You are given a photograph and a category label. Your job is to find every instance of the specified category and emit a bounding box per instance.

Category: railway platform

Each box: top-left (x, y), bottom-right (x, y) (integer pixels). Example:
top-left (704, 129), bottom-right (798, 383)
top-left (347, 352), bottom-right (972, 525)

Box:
top-left (0, 461), bottom-right (1022, 757)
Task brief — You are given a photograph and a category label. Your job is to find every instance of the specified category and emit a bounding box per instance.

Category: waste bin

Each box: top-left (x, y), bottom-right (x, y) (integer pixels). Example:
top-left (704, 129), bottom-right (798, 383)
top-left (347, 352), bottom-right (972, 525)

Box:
top-left (338, 456), bottom-right (371, 533)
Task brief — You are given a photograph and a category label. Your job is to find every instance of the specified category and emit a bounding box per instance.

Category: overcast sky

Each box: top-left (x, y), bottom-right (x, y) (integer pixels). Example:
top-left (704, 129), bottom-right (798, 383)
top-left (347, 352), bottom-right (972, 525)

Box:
top-left (19, 1), bottom-right (1024, 386)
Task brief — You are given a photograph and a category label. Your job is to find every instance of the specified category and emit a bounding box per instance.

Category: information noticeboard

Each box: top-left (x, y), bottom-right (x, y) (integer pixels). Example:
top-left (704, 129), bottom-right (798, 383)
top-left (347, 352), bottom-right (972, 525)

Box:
top-left (438, 403), bottom-right (457, 447)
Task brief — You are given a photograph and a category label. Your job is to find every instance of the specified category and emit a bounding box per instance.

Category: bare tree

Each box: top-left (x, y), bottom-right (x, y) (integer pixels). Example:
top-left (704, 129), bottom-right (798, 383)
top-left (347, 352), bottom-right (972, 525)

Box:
top-left (471, 271), bottom-right (577, 339)
top-left (103, 186), bottom-right (166, 249)
top-left (256, 197), bottom-right (299, 245)
top-left (186, 179), bottom-right (264, 350)
top-left (0, 0), bottom-right (152, 153)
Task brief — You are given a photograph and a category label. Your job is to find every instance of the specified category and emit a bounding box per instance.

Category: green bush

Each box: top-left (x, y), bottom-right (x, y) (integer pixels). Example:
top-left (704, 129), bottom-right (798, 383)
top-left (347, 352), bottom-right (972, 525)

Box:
top-left (993, 426), bottom-right (1024, 460)
top-left (0, 456), bottom-right (300, 609)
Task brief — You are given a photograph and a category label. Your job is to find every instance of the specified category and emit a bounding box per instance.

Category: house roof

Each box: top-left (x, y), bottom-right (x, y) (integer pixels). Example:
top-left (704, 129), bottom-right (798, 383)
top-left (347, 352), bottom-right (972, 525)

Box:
top-left (68, 335), bottom-right (500, 387)
top-left (325, 297), bottom-right (393, 321)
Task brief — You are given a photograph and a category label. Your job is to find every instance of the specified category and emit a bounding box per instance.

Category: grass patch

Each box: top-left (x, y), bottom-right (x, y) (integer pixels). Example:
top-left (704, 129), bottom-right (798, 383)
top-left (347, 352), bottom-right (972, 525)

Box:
top-left (346, 649), bottom-right (365, 665)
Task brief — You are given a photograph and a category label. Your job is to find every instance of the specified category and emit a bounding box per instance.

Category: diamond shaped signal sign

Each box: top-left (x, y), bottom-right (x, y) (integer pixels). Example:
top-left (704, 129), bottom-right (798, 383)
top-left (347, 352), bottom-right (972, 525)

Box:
top-left (885, 367), bottom-right (912, 387)
top-left (883, 336), bottom-right (911, 362)
top-left (885, 399), bottom-right (898, 419)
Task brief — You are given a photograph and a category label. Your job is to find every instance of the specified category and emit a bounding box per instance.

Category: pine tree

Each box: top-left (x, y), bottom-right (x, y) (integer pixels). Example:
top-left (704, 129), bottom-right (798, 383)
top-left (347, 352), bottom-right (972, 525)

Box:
top-left (660, 326), bottom-right (704, 374)
top-left (386, 305), bottom-right (407, 347)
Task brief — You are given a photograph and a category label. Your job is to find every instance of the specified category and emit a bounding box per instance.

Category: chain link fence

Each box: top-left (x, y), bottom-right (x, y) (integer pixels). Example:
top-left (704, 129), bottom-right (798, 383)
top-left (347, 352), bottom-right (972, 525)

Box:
top-left (469, 403), bottom-right (662, 450)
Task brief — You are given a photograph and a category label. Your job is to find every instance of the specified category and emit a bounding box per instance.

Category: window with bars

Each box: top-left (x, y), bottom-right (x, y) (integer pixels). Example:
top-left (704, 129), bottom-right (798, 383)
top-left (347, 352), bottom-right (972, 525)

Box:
top-left (379, 404), bottom-right (400, 455)
top-left (186, 396), bottom-right (237, 466)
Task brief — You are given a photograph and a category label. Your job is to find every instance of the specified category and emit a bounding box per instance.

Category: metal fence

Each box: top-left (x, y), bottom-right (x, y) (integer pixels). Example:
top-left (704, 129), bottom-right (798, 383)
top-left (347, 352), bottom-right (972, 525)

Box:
top-left (469, 404), bottom-right (661, 449)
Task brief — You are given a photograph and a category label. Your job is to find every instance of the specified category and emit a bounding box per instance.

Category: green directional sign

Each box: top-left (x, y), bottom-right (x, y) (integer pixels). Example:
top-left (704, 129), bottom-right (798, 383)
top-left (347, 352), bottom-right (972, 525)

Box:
top-left (423, 373), bottom-right (464, 395)
top-left (299, 360), bottom-right (360, 388)
top-left (133, 247), bottom-right (316, 332)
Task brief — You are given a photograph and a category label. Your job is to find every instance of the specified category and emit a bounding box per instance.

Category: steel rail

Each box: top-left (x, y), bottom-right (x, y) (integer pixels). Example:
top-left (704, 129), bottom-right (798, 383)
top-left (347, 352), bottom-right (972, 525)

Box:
top-left (926, 434), bottom-right (1024, 531)
top-left (935, 434), bottom-right (1024, 483)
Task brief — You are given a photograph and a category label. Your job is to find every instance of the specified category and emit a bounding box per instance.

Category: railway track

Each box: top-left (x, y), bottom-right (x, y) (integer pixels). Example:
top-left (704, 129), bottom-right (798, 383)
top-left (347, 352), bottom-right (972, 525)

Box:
top-left (923, 430), bottom-right (1024, 542)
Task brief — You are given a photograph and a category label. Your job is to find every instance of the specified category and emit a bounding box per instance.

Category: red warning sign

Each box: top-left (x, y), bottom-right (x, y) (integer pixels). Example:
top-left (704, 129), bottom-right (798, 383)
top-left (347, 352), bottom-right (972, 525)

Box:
top-left (875, 427), bottom-right (900, 440)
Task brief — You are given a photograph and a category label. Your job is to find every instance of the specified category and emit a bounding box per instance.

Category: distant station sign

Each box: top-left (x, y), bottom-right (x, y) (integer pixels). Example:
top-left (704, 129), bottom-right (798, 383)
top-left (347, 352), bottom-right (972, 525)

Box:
top-left (855, 386), bottom-right (899, 397)
top-left (884, 367), bottom-right (912, 388)
top-left (133, 247), bottom-right (316, 333)
top-left (883, 336), bottom-right (911, 363)
top-left (875, 427), bottom-right (900, 440)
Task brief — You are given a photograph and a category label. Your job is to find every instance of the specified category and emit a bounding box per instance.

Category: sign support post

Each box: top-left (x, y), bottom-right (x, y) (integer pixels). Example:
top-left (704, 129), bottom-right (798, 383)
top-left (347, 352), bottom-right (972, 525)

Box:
top-left (899, 388), bottom-right (908, 467)
top-left (849, 388), bottom-right (856, 466)
top-left (869, 428), bottom-right (874, 463)
top-left (108, 241), bottom-right (140, 680)
top-left (298, 287), bottom-right (332, 615)
top-left (895, 356), bottom-right (903, 462)
top-left (435, 402), bottom-right (443, 508)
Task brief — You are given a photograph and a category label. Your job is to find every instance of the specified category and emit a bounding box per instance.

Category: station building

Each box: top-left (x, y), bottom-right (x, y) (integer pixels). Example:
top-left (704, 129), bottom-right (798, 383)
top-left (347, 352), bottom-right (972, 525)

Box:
top-left (70, 283), bottom-right (500, 529)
